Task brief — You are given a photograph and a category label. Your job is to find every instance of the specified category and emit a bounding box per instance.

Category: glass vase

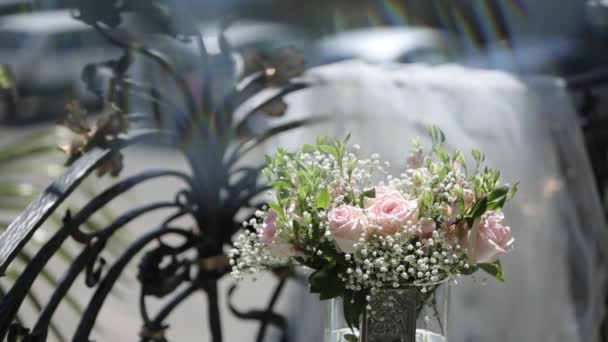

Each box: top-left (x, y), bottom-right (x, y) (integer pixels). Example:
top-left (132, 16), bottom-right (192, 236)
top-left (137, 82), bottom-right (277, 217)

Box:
top-left (324, 282), bottom-right (450, 342)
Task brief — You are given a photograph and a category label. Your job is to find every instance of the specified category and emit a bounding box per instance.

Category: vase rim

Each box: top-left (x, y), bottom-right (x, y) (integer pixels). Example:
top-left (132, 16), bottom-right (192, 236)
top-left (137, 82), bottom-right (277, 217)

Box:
top-left (377, 276), bottom-right (453, 289)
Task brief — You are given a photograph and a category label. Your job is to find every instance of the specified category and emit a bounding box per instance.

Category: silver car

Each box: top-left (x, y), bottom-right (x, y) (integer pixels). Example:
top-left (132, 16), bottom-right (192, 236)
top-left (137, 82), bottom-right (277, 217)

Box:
top-left (308, 27), bottom-right (461, 67)
top-left (0, 10), bottom-right (118, 122)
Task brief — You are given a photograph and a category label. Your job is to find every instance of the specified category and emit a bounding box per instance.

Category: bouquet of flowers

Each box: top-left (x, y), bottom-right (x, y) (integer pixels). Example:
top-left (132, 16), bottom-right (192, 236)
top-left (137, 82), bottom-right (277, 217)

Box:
top-left (230, 127), bottom-right (516, 332)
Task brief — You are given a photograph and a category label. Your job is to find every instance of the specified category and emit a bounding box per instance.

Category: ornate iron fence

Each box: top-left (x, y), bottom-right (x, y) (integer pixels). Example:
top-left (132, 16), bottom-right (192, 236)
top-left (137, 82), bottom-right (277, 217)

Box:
top-left (0, 2), bottom-right (319, 341)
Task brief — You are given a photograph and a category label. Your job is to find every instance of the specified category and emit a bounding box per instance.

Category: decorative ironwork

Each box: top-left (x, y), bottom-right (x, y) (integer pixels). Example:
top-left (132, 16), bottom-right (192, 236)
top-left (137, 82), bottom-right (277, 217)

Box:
top-left (0, 2), bottom-right (320, 341)
top-left (360, 288), bottom-right (418, 342)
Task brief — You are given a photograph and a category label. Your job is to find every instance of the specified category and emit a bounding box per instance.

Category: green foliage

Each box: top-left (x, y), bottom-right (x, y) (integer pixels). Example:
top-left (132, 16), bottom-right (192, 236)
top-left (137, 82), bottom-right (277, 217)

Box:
top-left (466, 197), bottom-right (488, 227)
top-left (342, 290), bottom-right (367, 331)
top-left (508, 182), bottom-right (519, 201)
top-left (426, 125), bottom-right (446, 146)
top-left (486, 185), bottom-right (509, 211)
top-left (344, 334), bottom-right (359, 342)
top-left (479, 260), bottom-right (505, 282)
top-left (263, 137), bottom-right (351, 234)
top-left (309, 263), bottom-right (344, 300)
top-left (358, 188), bottom-right (375, 208)
top-left (472, 149), bottom-right (485, 166)
top-left (316, 188), bottom-right (330, 210)
top-left (411, 137), bottom-right (423, 151)
top-left (460, 264), bottom-right (479, 276)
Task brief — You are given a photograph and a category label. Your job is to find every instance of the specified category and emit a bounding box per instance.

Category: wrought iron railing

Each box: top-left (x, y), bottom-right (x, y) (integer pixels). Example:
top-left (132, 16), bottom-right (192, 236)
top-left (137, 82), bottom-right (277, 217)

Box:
top-left (0, 2), bottom-right (318, 341)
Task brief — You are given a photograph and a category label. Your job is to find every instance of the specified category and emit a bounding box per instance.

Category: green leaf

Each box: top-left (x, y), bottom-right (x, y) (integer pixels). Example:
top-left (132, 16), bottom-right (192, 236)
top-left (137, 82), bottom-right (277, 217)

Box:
top-left (269, 202), bottom-right (286, 221)
top-left (317, 136), bottom-right (329, 145)
top-left (342, 291), bottom-right (366, 330)
top-left (308, 267), bottom-right (328, 294)
top-left (411, 137), bottom-right (423, 150)
top-left (479, 260), bottom-right (505, 282)
top-left (344, 334), bottom-right (359, 342)
top-left (472, 149), bottom-right (485, 165)
top-left (320, 284), bottom-right (343, 300)
top-left (358, 188), bottom-right (375, 208)
top-left (486, 185), bottom-right (509, 210)
top-left (460, 264), bottom-right (479, 275)
top-left (418, 191), bottom-right (434, 215)
top-left (433, 145), bottom-right (450, 163)
top-left (294, 159), bottom-right (310, 172)
top-left (347, 159), bottom-right (357, 174)
top-left (319, 145), bottom-right (339, 160)
top-left (466, 197), bottom-right (488, 226)
top-left (426, 125), bottom-right (446, 145)
top-left (292, 220), bottom-right (302, 241)
top-left (508, 182), bottom-right (519, 201)
top-left (308, 263), bottom-right (343, 300)
top-left (269, 179), bottom-right (292, 190)
top-left (302, 144), bottom-right (316, 153)
top-left (344, 133), bottom-right (352, 144)
top-left (316, 188), bottom-right (331, 210)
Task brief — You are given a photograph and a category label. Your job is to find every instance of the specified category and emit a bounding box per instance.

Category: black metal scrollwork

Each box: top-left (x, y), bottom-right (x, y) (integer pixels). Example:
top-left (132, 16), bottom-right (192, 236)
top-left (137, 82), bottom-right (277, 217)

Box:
top-left (0, 1), bottom-right (317, 341)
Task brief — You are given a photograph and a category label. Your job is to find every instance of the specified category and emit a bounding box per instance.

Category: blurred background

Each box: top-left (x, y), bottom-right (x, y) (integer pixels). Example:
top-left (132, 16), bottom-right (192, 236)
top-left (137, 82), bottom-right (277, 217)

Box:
top-left (1, 0), bottom-right (608, 341)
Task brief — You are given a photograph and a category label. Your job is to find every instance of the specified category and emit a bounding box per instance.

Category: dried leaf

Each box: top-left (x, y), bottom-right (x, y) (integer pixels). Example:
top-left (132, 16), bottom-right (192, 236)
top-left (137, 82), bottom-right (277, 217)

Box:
top-left (198, 255), bottom-right (229, 271)
top-left (266, 47), bottom-right (305, 85)
top-left (96, 152), bottom-right (124, 178)
top-left (258, 99), bottom-right (287, 117)
top-left (58, 136), bottom-right (87, 166)
top-left (57, 101), bottom-right (127, 177)
top-left (241, 48), bottom-right (265, 76)
top-left (59, 100), bottom-right (91, 134)
top-left (94, 104), bottom-right (128, 137)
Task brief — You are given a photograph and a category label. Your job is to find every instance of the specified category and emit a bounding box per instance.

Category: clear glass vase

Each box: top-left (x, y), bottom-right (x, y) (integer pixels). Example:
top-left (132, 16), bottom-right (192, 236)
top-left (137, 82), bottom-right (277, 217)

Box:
top-left (325, 282), bottom-right (451, 342)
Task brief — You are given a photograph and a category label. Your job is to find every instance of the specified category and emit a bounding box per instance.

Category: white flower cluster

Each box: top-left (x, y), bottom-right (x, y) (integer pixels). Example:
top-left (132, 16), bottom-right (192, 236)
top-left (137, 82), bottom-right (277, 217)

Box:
top-left (340, 230), bottom-right (468, 295)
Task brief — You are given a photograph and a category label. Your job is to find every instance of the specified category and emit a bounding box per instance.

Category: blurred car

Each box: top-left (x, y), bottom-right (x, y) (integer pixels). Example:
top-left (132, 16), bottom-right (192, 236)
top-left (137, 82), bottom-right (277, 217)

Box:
top-left (308, 27), bottom-right (605, 78)
top-left (0, 0), bottom-right (30, 16)
top-left (462, 37), bottom-right (606, 76)
top-left (308, 27), bottom-right (461, 67)
top-left (210, 20), bottom-right (311, 53)
top-left (0, 10), bottom-right (118, 122)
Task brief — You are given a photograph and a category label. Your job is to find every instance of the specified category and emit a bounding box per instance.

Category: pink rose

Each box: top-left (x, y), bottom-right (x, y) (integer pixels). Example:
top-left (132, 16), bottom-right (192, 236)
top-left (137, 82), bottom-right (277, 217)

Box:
top-left (447, 221), bottom-right (468, 242)
top-left (261, 211), bottom-right (279, 245)
top-left (286, 203), bottom-right (305, 226)
top-left (365, 187), bottom-right (418, 235)
top-left (419, 218), bottom-right (437, 239)
top-left (465, 211), bottom-right (514, 263)
top-left (443, 203), bottom-right (461, 222)
top-left (463, 189), bottom-right (475, 207)
top-left (269, 239), bottom-right (302, 258)
top-left (261, 211), bottom-right (301, 258)
top-left (328, 205), bottom-right (368, 253)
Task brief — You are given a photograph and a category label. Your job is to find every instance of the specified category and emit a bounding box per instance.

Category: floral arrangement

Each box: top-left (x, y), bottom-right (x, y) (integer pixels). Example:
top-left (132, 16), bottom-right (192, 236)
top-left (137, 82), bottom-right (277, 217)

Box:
top-left (230, 127), bottom-right (516, 331)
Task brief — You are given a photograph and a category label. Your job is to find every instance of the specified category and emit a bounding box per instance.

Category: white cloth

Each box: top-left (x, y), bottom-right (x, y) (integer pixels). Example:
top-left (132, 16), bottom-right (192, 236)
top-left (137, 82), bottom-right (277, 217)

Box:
top-left (260, 61), bottom-right (608, 342)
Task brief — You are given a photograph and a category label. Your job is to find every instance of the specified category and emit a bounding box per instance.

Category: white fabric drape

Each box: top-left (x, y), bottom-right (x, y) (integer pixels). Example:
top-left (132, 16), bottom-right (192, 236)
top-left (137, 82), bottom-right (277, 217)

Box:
top-left (260, 61), bottom-right (608, 342)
